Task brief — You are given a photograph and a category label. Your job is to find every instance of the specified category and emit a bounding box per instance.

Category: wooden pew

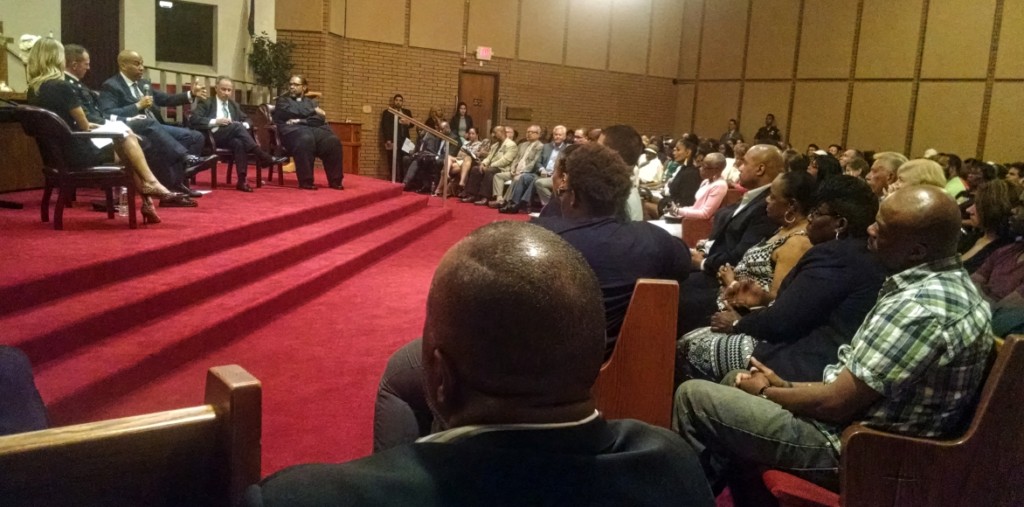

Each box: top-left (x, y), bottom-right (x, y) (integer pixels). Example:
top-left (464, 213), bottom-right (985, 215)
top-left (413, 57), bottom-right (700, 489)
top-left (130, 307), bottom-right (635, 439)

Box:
top-left (593, 279), bottom-right (679, 428)
top-left (0, 365), bottom-right (262, 507)
top-left (762, 335), bottom-right (1023, 507)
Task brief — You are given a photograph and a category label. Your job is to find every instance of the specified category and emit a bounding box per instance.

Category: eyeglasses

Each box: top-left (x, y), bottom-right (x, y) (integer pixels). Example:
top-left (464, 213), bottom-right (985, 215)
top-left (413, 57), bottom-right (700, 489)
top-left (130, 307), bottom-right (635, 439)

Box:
top-left (808, 206), bottom-right (842, 220)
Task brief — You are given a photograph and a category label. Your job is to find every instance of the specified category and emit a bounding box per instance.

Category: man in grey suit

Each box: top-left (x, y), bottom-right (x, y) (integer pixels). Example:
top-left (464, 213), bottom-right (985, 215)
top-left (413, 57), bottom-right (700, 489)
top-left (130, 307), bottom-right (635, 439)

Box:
top-left (490, 124), bottom-right (544, 209)
top-left (501, 125), bottom-right (567, 214)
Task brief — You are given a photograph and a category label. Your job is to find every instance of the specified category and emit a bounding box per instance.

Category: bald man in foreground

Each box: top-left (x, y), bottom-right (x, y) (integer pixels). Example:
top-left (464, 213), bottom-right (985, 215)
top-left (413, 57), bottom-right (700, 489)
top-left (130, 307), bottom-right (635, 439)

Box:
top-left (674, 185), bottom-right (992, 502)
top-left (246, 222), bottom-right (714, 506)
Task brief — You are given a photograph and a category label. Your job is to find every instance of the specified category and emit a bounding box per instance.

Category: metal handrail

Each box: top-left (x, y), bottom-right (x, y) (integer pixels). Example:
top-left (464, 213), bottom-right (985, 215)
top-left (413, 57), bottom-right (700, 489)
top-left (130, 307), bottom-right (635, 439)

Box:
top-left (388, 107), bottom-right (467, 206)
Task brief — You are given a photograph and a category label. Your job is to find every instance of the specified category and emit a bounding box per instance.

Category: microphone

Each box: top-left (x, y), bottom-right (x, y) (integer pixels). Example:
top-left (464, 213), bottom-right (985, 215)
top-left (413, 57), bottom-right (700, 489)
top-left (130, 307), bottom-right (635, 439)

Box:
top-left (141, 83), bottom-right (150, 96)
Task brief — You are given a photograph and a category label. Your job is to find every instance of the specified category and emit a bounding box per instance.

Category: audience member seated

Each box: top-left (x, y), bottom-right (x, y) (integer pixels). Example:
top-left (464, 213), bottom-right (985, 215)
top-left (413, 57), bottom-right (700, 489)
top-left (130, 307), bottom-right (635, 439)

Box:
top-left (272, 75), bottom-right (344, 190)
top-left (98, 49), bottom-right (208, 199)
top-left (253, 222), bottom-right (716, 506)
top-left (844, 157), bottom-right (869, 179)
top-left (677, 144), bottom-right (783, 333)
top-left (722, 142), bottom-right (747, 185)
top-left (680, 176), bottom-right (884, 383)
top-left (451, 127), bottom-right (488, 197)
top-left (888, 158), bottom-right (947, 194)
top-left (487, 125), bottom-right (544, 210)
top-left (572, 127), bottom-right (588, 144)
top-left (675, 185), bottom-right (993, 501)
top-left (402, 121), bottom-right (451, 194)
top-left (26, 38), bottom-right (180, 224)
top-left (961, 179), bottom-right (1018, 273)
top-left (712, 171), bottom-right (815, 309)
top-left (838, 148), bottom-right (863, 172)
top-left (189, 76), bottom-right (286, 192)
top-left (939, 153), bottom-right (967, 202)
top-left (462, 125), bottom-right (517, 204)
top-left (783, 149), bottom-right (809, 173)
top-left (808, 153), bottom-right (841, 186)
top-left (598, 125), bottom-right (647, 221)
top-left (664, 153), bottom-right (728, 221)
top-left (0, 346), bottom-right (48, 436)
top-left (867, 151), bottom-right (908, 199)
top-left (973, 205), bottom-right (1024, 336)
top-left (528, 124), bottom-right (568, 208)
top-left (371, 143), bottom-right (693, 452)
top-left (638, 144), bottom-right (665, 187)
top-left (649, 137), bottom-right (700, 218)
top-left (63, 44), bottom-right (200, 208)
top-left (1006, 162), bottom-right (1022, 187)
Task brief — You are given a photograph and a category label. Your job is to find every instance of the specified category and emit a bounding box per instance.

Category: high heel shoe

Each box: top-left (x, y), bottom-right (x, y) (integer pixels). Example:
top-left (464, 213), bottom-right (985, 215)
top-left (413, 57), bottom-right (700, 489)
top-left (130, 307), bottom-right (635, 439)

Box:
top-left (141, 201), bottom-right (162, 224)
top-left (138, 182), bottom-right (180, 200)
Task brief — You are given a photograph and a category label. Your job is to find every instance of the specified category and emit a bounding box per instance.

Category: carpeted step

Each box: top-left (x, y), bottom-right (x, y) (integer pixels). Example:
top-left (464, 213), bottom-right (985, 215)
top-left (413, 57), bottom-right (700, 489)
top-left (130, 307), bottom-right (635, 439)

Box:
top-left (0, 178), bottom-right (406, 318)
top-left (31, 205), bottom-right (452, 425)
top-left (3, 193), bottom-right (435, 365)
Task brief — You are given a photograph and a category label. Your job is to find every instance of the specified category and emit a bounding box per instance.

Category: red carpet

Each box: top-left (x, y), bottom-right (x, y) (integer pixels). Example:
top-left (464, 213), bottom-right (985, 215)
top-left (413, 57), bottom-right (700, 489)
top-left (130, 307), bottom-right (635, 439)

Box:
top-left (0, 166), bottom-right (526, 474)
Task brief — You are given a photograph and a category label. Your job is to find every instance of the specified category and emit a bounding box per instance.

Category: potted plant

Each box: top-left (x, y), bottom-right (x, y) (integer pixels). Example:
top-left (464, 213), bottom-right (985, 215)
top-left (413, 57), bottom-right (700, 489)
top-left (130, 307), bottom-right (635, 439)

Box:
top-left (248, 32), bottom-right (295, 100)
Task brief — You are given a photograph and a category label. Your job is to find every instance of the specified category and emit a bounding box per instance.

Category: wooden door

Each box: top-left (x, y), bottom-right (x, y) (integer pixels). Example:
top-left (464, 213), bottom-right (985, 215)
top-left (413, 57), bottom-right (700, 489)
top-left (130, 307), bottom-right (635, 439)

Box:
top-left (458, 71), bottom-right (498, 135)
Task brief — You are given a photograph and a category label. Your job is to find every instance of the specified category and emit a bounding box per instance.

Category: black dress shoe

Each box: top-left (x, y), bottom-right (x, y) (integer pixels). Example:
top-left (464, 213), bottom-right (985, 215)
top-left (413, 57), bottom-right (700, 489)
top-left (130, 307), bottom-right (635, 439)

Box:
top-left (499, 204), bottom-right (520, 214)
top-left (236, 183), bottom-right (254, 193)
top-left (160, 195), bottom-right (198, 207)
top-left (175, 184), bottom-right (202, 198)
top-left (299, 184), bottom-right (318, 190)
top-left (184, 154), bottom-right (217, 167)
top-left (329, 183), bottom-right (344, 190)
top-left (460, 196), bottom-right (477, 203)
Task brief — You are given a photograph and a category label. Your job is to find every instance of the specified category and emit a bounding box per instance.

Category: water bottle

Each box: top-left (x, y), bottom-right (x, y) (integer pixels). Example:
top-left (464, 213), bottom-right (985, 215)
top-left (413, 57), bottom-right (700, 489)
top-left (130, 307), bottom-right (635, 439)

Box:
top-left (117, 187), bottom-right (129, 217)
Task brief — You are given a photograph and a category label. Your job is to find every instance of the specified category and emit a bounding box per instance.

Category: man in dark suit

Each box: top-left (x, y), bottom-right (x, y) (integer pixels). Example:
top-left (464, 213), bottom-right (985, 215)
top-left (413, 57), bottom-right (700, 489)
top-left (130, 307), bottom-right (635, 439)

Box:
top-left (678, 144), bottom-right (782, 333)
top-left (380, 93), bottom-right (412, 178)
top-left (402, 121), bottom-right (451, 193)
top-left (97, 50), bottom-right (211, 199)
top-left (272, 75), bottom-right (344, 190)
top-left (64, 45), bottom-right (199, 207)
top-left (189, 77), bottom-right (285, 192)
top-left (245, 222), bottom-right (715, 507)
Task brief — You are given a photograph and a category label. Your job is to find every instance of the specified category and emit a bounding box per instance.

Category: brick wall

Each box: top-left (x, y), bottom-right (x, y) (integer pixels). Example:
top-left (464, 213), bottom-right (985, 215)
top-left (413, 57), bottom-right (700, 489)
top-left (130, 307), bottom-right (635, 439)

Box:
top-left (279, 32), bottom-right (678, 179)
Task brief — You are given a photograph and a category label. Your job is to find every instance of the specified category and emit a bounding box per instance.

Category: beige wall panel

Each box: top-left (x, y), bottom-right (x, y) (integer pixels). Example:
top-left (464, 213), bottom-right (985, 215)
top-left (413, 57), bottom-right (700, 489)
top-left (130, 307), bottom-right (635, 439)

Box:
top-left (566, 0), bottom-right (611, 70)
top-left (745, 0), bottom-right (800, 79)
top-left (912, 82), bottom-right (985, 158)
top-left (855, 0), bottom-right (922, 78)
top-left (847, 83), bottom-right (913, 153)
top-left (329, 0), bottom-right (346, 36)
top-left (675, 84), bottom-right (697, 134)
top-left (996, 0), bottom-right (1024, 78)
top-left (920, 0), bottom-right (995, 79)
top-left (678, 0), bottom-right (704, 79)
top-left (347, 0), bottom-right (404, 44)
top-left (519, 0), bottom-right (567, 65)
top-left (741, 82), bottom-right (792, 141)
top-left (277, 0), bottom-right (323, 32)
top-left (698, 0), bottom-right (747, 80)
top-left (789, 82), bottom-right (847, 148)
top-left (797, 0), bottom-right (857, 78)
top-left (467, 0), bottom-right (518, 59)
top-left (410, 0), bottom-right (464, 52)
top-left (694, 82), bottom-right (742, 137)
top-left (650, 0), bottom-right (684, 78)
top-left (984, 83), bottom-right (1024, 161)
top-left (609, 0), bottom-right (651, 75)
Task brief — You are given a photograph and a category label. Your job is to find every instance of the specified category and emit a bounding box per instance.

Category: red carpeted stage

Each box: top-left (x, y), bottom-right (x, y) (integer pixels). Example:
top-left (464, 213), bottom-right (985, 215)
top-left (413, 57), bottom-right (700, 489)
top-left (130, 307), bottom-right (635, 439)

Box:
top-left (0, 167), bottom-right (526, 474)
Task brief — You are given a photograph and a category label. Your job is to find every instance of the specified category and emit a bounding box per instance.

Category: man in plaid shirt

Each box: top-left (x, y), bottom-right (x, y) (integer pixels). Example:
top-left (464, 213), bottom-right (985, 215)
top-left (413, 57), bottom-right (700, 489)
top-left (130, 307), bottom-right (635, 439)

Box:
top-left (673, 185), bottom-right (993, 497)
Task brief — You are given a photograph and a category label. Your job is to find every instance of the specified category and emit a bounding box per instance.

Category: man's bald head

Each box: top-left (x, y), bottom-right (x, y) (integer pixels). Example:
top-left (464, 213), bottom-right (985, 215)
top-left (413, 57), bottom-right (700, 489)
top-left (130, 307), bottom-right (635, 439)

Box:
top-left (422, 222), bottom-right (605, 426)
top-left (117, 50), bottom-right (145, 81)
top-left (869, 185), bottom-right (962, 272)
top-left (738, 144), bottom-right (784, 188)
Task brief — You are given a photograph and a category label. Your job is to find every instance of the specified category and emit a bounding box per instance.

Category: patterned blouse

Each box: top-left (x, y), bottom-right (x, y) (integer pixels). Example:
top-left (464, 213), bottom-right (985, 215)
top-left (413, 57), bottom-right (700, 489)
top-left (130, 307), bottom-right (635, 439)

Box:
top-left (717, 228), bottom-right (807, 310)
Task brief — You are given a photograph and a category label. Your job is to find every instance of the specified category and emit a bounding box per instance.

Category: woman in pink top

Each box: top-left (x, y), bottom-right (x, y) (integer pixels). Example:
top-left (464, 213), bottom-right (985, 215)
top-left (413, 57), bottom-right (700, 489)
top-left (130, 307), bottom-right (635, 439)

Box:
top-left (667, 152), bottom-right (728, 220)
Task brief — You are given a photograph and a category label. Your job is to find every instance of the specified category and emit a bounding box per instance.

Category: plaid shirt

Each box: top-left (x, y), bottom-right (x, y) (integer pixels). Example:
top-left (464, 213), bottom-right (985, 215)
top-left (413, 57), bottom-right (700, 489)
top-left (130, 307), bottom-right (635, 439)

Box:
top-left (814, 256), bottom-right (992, 452)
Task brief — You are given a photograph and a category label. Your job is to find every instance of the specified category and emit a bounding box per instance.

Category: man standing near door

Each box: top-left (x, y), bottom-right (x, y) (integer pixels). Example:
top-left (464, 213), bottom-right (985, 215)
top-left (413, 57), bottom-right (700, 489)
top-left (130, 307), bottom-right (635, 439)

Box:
top-left (380, 93), bottom-right (412, 178)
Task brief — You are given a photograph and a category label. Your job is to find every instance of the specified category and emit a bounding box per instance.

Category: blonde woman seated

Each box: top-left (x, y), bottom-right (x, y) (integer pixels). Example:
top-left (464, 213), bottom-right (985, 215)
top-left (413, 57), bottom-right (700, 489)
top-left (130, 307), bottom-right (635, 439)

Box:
top-left (26, 38), bottom-right (178, 224)
top-left (664, 152), bottom-right (728, 220)
top-left (886, 158), bottom-right (947, 195)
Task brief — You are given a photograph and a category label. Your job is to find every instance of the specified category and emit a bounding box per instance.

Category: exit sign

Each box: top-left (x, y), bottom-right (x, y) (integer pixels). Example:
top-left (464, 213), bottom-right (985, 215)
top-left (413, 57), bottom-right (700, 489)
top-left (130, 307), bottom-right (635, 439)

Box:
top-left (476, 46), bottom-right (493, 61)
